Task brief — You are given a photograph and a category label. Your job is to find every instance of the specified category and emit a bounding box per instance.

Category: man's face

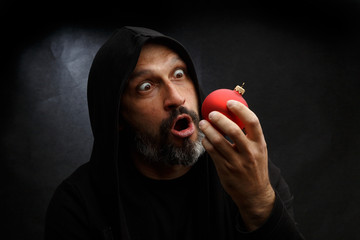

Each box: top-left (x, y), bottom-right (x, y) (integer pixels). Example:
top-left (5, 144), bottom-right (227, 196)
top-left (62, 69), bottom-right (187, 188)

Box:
top-left (120, 43), bottom-right (204, 166)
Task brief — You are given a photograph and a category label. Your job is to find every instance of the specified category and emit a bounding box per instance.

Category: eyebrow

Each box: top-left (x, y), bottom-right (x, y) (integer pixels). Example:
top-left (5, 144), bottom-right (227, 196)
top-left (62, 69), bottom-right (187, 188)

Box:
top-left (129, 69), bottom-right (152, 81)
top-left (129, 56), bottom-right (184, 81)
top-left (169, 56), bottom-right (183, 65)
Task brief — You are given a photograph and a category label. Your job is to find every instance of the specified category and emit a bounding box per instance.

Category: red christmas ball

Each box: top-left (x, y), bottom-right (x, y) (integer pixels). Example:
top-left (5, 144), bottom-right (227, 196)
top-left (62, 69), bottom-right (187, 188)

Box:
top-left (201, 85), bottom-right (248, 130)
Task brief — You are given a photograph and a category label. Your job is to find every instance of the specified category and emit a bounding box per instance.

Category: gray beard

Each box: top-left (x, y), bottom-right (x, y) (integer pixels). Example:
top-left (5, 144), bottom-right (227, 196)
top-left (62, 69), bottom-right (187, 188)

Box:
top-left (134, 130), bottom-right (205, 166)
top-left (124, 107), bottom-right (205, 166)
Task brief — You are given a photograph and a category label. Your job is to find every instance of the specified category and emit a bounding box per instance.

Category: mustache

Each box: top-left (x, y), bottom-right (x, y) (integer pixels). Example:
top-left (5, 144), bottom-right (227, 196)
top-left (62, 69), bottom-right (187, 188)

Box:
top-left (120, 106), bottom-right (200, 149)
top-left (159, 106), bottom-right (200, 135)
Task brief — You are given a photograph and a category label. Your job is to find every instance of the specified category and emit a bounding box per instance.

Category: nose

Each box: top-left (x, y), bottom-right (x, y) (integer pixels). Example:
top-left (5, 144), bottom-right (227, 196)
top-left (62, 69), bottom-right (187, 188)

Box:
top-left (163, 83), bottom-right (185, 111)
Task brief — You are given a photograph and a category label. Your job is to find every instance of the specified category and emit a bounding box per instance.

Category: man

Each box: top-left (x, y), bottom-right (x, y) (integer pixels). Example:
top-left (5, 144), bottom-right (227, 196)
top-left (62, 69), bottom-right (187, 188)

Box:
top-left (45, 26), bottom-right (305, 239)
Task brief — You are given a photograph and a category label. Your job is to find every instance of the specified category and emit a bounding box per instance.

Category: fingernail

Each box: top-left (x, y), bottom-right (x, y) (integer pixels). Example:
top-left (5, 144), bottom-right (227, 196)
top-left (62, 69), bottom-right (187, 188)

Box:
top-left (208, 111), bottom-right (218, 120)
top-left (199, 120), bottom-right (206, 129)
top-left (227, 100), bottom-right (237, 108)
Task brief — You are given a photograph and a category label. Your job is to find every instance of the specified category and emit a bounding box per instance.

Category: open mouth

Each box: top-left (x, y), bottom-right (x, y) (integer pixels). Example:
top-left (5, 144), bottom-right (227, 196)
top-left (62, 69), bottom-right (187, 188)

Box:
top-left (171, 114), bottom-right (195, 138)
top-left (174, 117), bottom-right (190, 131)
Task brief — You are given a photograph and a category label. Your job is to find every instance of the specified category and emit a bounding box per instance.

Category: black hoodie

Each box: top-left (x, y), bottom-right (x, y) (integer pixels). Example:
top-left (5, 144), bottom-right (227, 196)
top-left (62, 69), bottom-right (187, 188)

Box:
top-left (45, 26), bottom-right (305, 240)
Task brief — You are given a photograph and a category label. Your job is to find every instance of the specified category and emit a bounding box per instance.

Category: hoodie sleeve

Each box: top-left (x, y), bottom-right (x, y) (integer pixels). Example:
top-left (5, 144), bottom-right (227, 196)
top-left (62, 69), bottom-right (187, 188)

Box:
top-left (234, 160), bottom-right (306, 240)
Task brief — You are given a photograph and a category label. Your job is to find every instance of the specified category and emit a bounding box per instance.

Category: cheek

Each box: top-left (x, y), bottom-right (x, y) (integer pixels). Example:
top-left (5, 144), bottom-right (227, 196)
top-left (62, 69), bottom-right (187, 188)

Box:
top-left (184, 86), bottom-right (199, 113)
top-left (124, 102), bottom-right (162, 131)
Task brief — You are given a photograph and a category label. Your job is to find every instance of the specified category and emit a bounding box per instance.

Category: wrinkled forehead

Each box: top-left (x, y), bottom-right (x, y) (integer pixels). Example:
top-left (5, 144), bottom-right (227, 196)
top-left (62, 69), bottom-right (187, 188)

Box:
top-left (125, 41), bottom-right (189, 88)
top-left (135, 42), bottom-right (184, 68)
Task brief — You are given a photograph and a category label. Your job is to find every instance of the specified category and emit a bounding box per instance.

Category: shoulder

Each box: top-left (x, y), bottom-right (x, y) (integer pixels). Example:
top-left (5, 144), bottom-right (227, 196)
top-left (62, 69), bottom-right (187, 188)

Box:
top-left (64, 162), bottom-right (92, 185)
top-left (47, 162), bottom-right (92, 213)
top-left (44, 162), bottom-right (106, 239)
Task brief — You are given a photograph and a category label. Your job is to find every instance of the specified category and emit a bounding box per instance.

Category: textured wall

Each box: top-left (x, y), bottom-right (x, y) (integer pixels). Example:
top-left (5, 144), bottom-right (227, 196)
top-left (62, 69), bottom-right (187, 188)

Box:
top-left (2, 2), bottom-right (360, 239)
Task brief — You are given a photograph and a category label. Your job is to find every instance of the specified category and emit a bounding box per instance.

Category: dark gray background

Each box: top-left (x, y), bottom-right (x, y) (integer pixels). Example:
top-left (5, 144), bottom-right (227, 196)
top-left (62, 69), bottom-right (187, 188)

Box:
top-left (2, 1), bottom-right (360, 239)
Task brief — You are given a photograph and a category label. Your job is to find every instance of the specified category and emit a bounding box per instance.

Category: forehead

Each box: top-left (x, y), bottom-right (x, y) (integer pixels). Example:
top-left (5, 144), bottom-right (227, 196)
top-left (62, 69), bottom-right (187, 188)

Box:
top-left (136, 43), bottom-right (183, 66)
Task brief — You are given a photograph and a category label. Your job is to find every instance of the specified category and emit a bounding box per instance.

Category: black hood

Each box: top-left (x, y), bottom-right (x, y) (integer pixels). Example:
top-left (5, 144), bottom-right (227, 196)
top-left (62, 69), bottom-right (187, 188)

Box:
top-left (86, 26), bottom-right (204, 238)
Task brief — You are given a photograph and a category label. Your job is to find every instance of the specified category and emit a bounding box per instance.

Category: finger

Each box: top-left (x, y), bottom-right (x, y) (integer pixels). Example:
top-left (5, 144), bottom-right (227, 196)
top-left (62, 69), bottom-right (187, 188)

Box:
top-left (227, 100), bottom-right (265, 142)
top-left (205, 110), bottom-right (249, 150)
top-left (201, 137), bottom-right (236, 173)
top-left (201, 136), bottom-right (224, 160)
top-left (198, 119), bottom-right (235, 160)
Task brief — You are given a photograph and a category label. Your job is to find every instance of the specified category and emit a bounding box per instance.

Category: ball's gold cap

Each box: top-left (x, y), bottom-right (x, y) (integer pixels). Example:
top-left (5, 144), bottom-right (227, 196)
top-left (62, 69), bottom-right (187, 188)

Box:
top-left (234, 83), bottom-right (245, 95)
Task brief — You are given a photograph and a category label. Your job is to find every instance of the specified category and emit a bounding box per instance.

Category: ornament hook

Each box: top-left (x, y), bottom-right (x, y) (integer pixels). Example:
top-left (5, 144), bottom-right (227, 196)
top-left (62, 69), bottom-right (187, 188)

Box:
top-left (234, 82), bottom-right (246, 95)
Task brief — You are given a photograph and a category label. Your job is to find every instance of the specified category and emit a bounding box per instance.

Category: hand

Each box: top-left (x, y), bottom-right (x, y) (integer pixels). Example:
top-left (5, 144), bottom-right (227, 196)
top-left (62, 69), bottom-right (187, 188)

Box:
top-left (199, 100), bottom-right (275, 231)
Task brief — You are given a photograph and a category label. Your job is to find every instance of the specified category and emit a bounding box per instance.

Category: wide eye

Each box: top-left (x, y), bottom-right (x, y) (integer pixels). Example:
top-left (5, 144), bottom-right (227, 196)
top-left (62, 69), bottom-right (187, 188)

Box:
top-left (174, 69), bottom-right (184, 78)
top-left (137, 82), bottom-right (152, 92)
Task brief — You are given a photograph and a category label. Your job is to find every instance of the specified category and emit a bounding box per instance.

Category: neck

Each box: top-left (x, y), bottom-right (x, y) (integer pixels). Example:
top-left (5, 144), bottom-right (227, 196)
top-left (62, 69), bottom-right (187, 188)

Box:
top-left (131, 152), bottom-right (192, 180)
